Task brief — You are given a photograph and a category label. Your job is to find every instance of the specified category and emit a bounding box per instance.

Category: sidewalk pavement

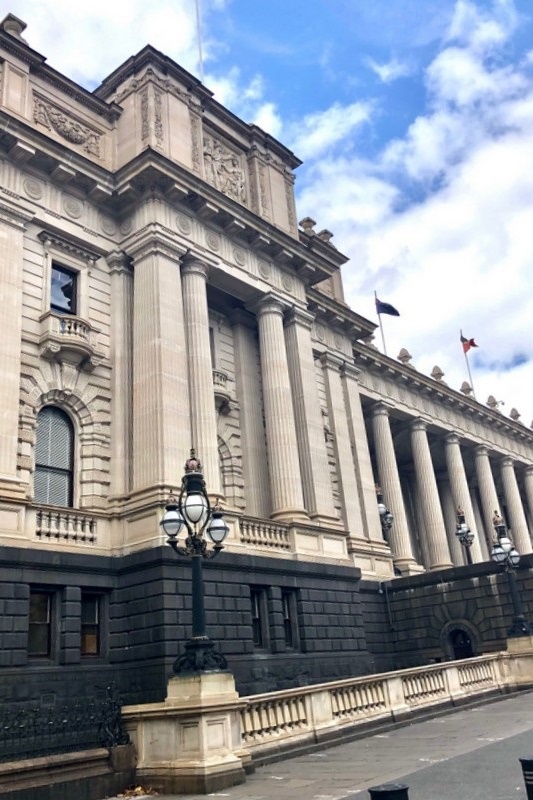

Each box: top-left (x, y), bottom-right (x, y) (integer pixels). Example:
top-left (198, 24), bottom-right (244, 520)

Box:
top-left (144, 690), bottom-right (533, 800)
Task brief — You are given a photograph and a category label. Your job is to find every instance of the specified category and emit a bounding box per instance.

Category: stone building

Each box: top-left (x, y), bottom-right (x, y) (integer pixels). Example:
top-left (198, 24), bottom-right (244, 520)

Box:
top-left (1, 13), bottom-right (533, 703)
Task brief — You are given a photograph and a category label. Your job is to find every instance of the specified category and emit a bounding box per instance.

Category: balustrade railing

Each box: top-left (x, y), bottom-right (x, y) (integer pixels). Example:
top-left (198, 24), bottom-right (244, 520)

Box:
top-left (239, 517), bottom-right (291, 550)
top-left (239, 654), bottom-right (504, 758)
top-left (35, 506), bottom-right (98, 544)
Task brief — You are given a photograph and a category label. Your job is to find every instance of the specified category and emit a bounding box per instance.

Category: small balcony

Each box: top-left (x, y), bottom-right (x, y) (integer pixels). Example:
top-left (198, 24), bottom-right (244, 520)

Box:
top-left (212, 368), bottom-right (234, 414)
top-left (39, 312), bottom-right (100, 371)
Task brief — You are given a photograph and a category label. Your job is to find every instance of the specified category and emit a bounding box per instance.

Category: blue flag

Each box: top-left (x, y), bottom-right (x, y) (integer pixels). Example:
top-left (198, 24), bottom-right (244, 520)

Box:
top-left (375, 297), bottom-right (400, 317)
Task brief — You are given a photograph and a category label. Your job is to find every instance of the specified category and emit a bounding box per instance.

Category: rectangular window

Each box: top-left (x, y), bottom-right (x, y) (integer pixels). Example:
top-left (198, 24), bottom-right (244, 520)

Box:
top-left (81, 593), bottom-right (100, 656)
top-left (28, 592), bottom-right (52, 657)
top-left (209, 326), bottom-right (216, 369)
top-left (51, 263), bottom-right (77, 315)
top-left (250, 587), bottom-right (269, 650)
top-left (282, 590), bottom-right (300, 650)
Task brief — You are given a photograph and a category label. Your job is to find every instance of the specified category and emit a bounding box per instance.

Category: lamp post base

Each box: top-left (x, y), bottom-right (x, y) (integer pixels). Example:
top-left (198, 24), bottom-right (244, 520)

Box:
top-left (174, 636), bottom-right (228, 674)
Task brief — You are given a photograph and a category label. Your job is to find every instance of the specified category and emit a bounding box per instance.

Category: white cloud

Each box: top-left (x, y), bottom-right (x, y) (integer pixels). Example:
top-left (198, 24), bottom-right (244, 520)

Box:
top-left (366, 57), bottom-right (412, 83)
top-left (286, 102), bottom-right (373, 161)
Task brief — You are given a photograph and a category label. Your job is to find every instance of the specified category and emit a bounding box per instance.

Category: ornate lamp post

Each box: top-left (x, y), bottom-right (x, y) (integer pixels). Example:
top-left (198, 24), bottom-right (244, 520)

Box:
top-left (160, 450), bottom-right (230, 673)
top-left (491, 511), bottom-right (531, 637)
top-left (376, 485), bottom-right (394, 540)
top-left (455, 508), bottom-right (474, 565)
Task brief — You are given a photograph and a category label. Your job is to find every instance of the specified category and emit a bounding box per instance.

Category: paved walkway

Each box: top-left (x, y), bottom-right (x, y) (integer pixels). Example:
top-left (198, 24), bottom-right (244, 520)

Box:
top-left (153, 691), bottom-right (533, 800)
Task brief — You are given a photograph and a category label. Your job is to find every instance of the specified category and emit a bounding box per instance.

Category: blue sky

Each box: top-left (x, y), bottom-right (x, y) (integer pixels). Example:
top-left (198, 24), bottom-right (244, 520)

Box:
top-left (5, 0), bottom-right (533, 424)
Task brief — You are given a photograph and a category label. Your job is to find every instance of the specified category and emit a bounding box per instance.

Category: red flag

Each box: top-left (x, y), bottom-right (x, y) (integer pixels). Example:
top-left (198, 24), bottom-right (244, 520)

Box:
top-left (460, 332), bottom-right (478, 354)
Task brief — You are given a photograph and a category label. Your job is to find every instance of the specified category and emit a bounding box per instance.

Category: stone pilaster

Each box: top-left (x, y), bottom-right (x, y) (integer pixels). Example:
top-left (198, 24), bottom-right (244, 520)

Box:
top-left (444, 433), bottom-right (483, 563)
top-left (474, 445), bottom-right (501, 549)
top-left (371, 404), bottom-right (418, 572)
top-left (131, 235), bottom-right (190, 493)
top-left (342, 363), bottom-right (384, 543)
top-left (108, 251), bottom-right (133, 497)
top-left (320, 352), bottom-right (363, 533)
top-left (284, 309), bottom-right (337, 522)
top-left (255, 295), bottom-right (306, 521)
top-left (181, 258), bottom-right (221, 496)
top-left (231, 310), bottom-right (271, 518)
top-left (0, 204), bottom-right (31, 499)
top-left (501, 458), bottom-right (532, 554)
top-left (410, 419), bottom-right (452, 570)
top-left (439, 478), bottom-right (466, 566)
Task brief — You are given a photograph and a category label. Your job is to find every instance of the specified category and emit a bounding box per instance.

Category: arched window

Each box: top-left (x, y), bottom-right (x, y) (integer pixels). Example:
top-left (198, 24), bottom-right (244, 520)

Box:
top-left (34, 407), bottom-right (74, 507)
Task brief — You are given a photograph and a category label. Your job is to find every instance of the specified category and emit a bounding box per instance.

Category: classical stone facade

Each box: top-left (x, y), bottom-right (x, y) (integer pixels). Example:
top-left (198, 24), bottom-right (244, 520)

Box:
top-left (1, 14), bottom-right (533, 703)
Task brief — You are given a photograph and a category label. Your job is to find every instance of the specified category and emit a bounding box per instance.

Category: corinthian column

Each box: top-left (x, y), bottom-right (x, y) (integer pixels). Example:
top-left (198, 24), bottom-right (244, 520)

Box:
top-left (474, 446), bottom-right (501, 548)
top-left (444, 433), bottom-right (483, 563)
top-left (523, 466), bottom-right (533, 533)
top-left (501, 457), bottom-right (532, 554)
top-left (181, 258), bottom-right (221, 496)
top-left (256, 295), bottom-right (307, 521)
top-left (371, 404), bottom-right (418, 572)
top-left (410, 419), bottom-right (452, 570)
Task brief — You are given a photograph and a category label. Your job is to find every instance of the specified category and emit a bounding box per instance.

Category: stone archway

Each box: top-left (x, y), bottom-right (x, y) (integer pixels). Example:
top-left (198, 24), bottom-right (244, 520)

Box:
top-left (440, 619), bottom-right (478, 661)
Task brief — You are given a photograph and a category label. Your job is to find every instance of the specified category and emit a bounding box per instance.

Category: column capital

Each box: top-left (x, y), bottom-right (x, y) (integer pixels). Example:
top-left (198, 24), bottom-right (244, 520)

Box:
top-left (181, 256), bottom-right (210, 280)
top-left (284, 305), bottom-right (314, 330)
top-left (319, 351), bottom-right (345, 371)
top-left (126, 226), bottom-right (188, 263)
top-left (501, 456), bottom-right (514, 469)
top-left (475, 444), bottom-right (490, 458)
top-left (372, 401), bottom-right (391, 418)
top-left (410, 417), bottom-right (428, 433)
top-left (444, 432), bottom-right (460, 446)
top-left (524, 465), bottom-right (533, 477)
top-left (107, 249), bottom-right (132, 276)
top-left (255, 292), bottom-right (287, 319)
top-left (340, 361), bottom-right (362, 382)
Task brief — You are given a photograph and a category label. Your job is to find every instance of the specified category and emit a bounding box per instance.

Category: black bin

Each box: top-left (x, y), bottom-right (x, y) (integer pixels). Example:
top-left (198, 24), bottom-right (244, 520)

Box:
top-left (520, 758), bottom-right (533, 799)
top-left (368, 783), bottom-right (410, 800)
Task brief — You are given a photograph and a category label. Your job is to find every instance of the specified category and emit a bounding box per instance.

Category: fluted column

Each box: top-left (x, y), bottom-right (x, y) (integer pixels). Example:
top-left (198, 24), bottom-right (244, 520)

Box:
top-left (321, 353), bottom-right (363, 533)
top-left (342, 363), bottom-right (384, 542)
top-left (231, 309), bottom-right (271, 518)
top-left (371, 404), bottom-right (417, 571)
top-left (131, 237), bottom-right (190, 492)
top-left (475, 445), bottom-right (501, 548)
top-left (439, 478), bottom-right (466, 566)
top-left (108, 251), bottom-right (133, 496)
top-left (470, 489), bottom-right (489, 559)
top-left (444, 434), bottom-right (483, 562)
top-left (501, 458), bottom-right (532, 554)
top-left (523, 466), bottom-right (533, 535)
top-left (256, 295), bottom-right (306, 521)
top-left (181, 258), bottom-right (221, 496)
top-left (284, 309), bottom-right (337, 522)
top-left (410, 419), bottom-right (452, 570)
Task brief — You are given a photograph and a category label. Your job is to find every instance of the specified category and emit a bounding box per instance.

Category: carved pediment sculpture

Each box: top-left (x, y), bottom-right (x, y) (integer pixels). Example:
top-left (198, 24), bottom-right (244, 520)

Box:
top-left (203, 135), bottom-right (246, 205)
top-left (33, 95), bottom-right (101, 158)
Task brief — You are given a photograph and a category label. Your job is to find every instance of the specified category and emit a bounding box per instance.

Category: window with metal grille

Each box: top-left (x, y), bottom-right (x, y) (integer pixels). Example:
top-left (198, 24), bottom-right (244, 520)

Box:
top-left (28, 591), bottom-right (52, 657)
top-left (81, 594), bottom-right (100, 656)
top-left (34, 407), bottom-right (74, 507)
top-left (51, 262), bottom-right (77, 315)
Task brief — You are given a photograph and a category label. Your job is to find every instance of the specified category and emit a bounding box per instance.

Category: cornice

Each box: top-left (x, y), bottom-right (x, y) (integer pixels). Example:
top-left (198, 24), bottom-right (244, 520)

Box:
top-left (37, 228), bottom-right (106, 262)
top-left (307, 287), bottom-right (376, 341)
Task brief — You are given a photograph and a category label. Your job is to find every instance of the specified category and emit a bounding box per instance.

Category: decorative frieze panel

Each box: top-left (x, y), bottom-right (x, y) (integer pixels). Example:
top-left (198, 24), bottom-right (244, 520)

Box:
top-left (33, 94), bottom-right (102, 158)
top-left (203, 134), bottom-right (247, 205)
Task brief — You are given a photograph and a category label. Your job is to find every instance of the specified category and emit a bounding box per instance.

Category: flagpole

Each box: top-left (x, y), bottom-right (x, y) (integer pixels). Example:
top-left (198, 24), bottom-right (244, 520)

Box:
top-left (461, 329), bottom-right (476, 399)
top-left (375, 290), bottom-right (387, 356)
top-left (195, 0), bottom-right (204, 83)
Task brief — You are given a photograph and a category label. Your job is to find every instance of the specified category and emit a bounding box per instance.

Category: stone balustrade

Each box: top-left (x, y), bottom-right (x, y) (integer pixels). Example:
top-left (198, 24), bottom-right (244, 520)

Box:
top-left (239, 516), bottom-right (291, 550)
top-left (35, 506), bottom-right (98, 543)
top-left (239, 654), bottom-right (505, 760)
top-left (38, 311), bottom-right (99, 369)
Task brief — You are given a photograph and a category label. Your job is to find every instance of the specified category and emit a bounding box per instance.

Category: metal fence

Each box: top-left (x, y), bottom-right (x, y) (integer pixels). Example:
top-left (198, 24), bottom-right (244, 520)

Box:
top-left (0, 683), bottom-right (129, 763)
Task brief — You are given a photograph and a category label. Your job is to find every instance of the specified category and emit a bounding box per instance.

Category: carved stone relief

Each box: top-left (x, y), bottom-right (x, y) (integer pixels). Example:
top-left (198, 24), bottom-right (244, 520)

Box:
top-left (190, 112), bottom-right (202, 175)
top-left (203, 135), bottom-right (246, 204)
top-left (33, 95), bottom-right (101, 157)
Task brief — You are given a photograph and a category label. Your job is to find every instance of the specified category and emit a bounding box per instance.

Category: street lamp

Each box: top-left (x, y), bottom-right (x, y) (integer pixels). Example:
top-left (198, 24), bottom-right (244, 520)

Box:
top-left (491, 511), bottom-right (531, 637)
top-left (455, 508), bottom-right (474, 565)
top-left (160, 449), bottom-right (230, 673)
top-left (376, 485), bottom-right (394, 540)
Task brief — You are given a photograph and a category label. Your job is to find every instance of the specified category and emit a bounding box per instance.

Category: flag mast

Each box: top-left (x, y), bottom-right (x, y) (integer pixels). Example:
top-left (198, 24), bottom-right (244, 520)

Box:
top-left (460, 329), bottom-right (477, 399)
top-left (375, 290), bottom-right (387, 356)
top-left (195, 0), bottom-right (204, 83)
